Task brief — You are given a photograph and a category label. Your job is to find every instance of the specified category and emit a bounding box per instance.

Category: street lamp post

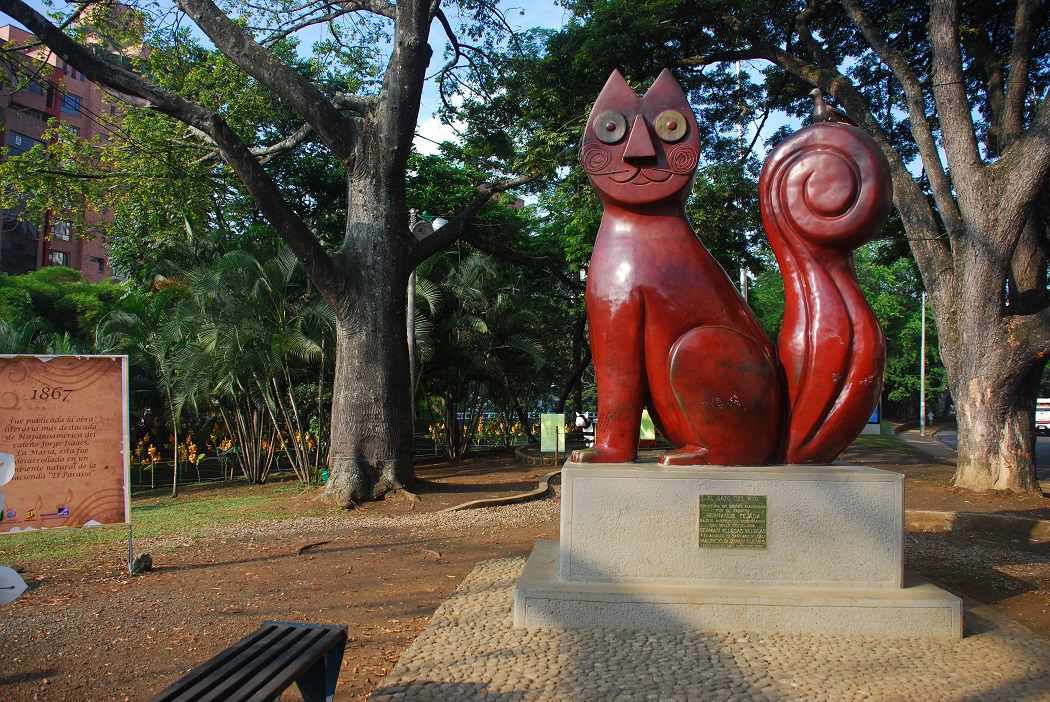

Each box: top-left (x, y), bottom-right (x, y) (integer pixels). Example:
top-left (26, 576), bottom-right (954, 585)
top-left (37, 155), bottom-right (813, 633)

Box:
top-left (407, 209), bottom-right (446, 425)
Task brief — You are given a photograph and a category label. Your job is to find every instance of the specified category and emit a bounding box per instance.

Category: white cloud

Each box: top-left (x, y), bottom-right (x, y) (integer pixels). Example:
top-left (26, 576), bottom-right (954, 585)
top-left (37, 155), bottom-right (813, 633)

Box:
top-left (414, 115), bottom-right (463, 155)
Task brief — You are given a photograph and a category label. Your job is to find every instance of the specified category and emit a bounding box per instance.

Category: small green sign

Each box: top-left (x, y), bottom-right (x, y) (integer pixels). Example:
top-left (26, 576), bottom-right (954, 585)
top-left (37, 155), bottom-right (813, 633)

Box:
top-left (540, 413), bottom-right (565, 452)
top-left (639, 409), bottom-right (656, 441)
top-left (698, 494), bottom-right (768, 549)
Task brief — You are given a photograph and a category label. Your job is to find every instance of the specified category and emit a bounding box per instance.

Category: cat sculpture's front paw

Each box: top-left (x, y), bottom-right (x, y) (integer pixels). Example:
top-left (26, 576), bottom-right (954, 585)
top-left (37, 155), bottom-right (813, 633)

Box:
top-left (658, 445), bottom-right (711, 466)
top-left (569, 444), bottom-right (635, 463)
top-left (569, 448), bottom-right (599, 463)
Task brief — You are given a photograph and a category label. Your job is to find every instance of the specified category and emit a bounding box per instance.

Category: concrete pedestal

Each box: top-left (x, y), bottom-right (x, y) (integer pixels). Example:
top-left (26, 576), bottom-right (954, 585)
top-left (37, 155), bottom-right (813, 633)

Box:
top-left (514, 462), bottom-right (963, 638)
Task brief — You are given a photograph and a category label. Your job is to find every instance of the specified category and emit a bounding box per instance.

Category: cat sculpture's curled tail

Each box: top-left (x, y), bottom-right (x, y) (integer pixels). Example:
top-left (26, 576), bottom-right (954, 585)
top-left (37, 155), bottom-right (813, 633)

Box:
top-left (761, 123), bottom-right (892, 463)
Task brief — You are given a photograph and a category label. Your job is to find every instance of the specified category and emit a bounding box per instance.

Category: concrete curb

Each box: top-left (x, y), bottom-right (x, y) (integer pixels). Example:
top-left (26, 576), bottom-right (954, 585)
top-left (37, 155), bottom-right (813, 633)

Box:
top-left (512, 442), bottom-right (562, 465)
top-left (906, 509), bottom-right (1050, 543)
top-left (437, 471), bottom-right (560, 513)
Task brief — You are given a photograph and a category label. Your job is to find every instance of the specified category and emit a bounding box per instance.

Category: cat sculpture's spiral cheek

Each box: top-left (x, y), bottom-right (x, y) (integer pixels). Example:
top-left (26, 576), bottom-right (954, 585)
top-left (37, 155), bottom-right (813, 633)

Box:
top-left (580, 107), bottom-right (700, 207)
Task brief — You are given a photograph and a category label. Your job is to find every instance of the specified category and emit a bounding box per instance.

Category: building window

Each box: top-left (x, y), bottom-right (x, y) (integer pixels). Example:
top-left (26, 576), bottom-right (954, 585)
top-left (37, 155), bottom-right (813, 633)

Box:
top-left (99, 133), bottom-right (110, 141)
top-left (68, 126), bottom-right (80, 137)
top-left (109, 105), bottom-right (116, 115)
top-left (48, 250), bottom-right (69, 267)
top-left (52, 221), bottom-right (72, 241)
top-left (7, 131), bottom-right (44, 157)
top-left (26, 80), bottom-right (44, 96)
top-left (61, 93), bottom-right (81, 116)
top-left (90, 256), bottom-right (106, 274)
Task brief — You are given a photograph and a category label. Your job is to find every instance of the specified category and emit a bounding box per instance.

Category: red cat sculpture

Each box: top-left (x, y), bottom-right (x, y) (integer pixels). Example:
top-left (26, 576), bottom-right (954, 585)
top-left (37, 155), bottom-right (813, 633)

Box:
top-left (572, 69), bottom-right (783, 466)
top-left (571, 69), bottom-right (891, 466)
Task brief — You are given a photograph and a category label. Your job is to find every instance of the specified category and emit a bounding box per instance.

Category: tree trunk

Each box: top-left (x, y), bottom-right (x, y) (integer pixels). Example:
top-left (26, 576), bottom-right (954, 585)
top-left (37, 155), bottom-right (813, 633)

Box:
top-left (939, 235), bottom-right (1044, 493)
top-left (322, 167), bottom-right (415, 505)
top-left (952, 365), bottom-right (1042, 492)
top-left (323, 290), bottom-right (414, 504)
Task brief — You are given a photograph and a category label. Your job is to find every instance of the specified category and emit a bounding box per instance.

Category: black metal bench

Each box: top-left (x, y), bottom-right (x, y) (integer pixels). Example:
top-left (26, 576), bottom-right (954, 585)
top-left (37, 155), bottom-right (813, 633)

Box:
top-left (148, 620), bottom-right (348, 702)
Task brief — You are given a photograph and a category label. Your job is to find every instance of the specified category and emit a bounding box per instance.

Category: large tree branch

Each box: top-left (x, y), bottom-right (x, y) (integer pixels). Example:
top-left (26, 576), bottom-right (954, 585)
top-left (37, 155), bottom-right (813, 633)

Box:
top-left (332, 92), bottom-right (379, 116)
top-left (960, 27), bottom-right (1007, 155)
top-left (1002, 307), bottom-right (1050, 367)
top-left (988, 95), bottom-right (1050, 242)
top-left (413, 173), bottom-right (537, 263)
top-left (464, 231), bottom-right (584, 292)
top-left (252, 123), bottom-right (315, 163)
top-left (1004, 0), bottom-right (1040, 142)
top-left (198, 114), bottom-right (344, 302)
top-left (176, 0), bottom-right (358, 162)
top-left (376, 0), bottom-right (432, 169)
top-left (183, 122), bottom-right (316, 164)
top-left (344, 0), bottom-right (396, 20)
top-left (795, 0), bottom-right (836, 68)
top-left (838, 0), bottom-right (964, 239)
top-left (951, 0), bottom-right (1050, 247)
top-left (1, 0), bottom-right (185, 113)
top-left (929, 0), bottom-right (985, 203)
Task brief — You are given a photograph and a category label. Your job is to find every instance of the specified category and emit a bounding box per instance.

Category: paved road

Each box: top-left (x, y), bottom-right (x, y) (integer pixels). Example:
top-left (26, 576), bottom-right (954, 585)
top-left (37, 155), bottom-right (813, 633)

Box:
top-left (933, 427), bottom-right (1050, 481)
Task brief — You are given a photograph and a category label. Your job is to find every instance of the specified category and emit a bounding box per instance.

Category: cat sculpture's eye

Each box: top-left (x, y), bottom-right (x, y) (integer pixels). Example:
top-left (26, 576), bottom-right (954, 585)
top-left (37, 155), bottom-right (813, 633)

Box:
top-left (594, 111), bottom-right (627, 143)
top-left (654, 110), bottom-right (687, 142)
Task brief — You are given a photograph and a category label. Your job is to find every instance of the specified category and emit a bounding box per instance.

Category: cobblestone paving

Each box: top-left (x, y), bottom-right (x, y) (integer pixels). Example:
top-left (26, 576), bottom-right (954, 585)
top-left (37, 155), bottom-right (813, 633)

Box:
top-left (371, 557), bottom-right (1050, 701)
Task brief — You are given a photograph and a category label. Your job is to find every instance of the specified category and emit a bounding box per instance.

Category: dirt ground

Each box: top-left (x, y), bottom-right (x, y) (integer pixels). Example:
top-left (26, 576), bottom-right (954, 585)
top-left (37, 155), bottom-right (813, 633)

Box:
top-left (1, 442), bottom-right (1049, 702)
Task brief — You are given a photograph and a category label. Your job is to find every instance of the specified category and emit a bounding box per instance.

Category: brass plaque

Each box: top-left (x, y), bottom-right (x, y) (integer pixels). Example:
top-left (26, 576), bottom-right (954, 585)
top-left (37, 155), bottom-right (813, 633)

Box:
top-left (698, 494), bottom-right (767, 549)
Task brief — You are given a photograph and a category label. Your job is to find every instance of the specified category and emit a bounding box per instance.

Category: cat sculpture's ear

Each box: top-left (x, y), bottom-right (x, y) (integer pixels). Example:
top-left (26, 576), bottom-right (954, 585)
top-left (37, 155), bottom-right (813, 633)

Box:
top-left (593, 69), bottom-right (640, 111)
top-left (643, 68), bottom-right (690, 109)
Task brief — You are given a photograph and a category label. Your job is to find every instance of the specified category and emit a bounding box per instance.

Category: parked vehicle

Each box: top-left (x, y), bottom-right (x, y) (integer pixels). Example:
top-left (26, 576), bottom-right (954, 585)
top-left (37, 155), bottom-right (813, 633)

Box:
top-left (1037, 399), bottom-right (1050, 437)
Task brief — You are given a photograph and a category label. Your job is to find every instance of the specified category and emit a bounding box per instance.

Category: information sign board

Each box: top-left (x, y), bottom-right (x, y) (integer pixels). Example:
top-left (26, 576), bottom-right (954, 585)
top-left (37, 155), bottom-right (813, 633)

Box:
top-left (0, 356), bottom-right (129, 532)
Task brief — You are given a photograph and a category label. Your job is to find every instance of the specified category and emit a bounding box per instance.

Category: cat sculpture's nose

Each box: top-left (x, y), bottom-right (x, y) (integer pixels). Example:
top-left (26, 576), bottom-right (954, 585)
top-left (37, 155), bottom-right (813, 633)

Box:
top-left (622, 115), bottom-right (656, 163)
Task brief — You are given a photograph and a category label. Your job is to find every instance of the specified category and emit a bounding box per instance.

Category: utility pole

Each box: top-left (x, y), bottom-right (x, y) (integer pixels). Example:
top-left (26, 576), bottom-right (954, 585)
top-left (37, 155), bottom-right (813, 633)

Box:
top-left (920, 291), bottom-right (927, 436)
top-left (736, 60), bottom-right (749, 303)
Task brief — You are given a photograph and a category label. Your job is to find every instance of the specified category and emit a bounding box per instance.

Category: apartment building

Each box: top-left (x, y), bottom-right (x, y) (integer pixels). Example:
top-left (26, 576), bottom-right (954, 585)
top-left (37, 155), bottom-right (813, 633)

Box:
top-left (1, 24), bottom-right (120, 283)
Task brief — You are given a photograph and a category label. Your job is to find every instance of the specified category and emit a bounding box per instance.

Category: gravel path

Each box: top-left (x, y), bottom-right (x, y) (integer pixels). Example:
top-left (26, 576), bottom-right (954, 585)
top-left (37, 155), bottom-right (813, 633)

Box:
top-left (371, 557), bottom-right (1050, 702)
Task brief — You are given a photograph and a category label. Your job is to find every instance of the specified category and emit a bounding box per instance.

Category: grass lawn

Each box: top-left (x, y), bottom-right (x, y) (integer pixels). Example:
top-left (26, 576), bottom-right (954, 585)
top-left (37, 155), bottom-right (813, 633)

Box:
top-left (0, 476), bottom-right (326, 563)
